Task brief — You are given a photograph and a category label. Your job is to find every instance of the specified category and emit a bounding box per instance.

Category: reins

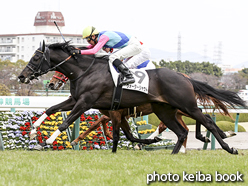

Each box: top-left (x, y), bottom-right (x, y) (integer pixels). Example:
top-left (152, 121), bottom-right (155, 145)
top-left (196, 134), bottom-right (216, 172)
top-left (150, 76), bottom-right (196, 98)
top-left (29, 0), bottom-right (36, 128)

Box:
top-left (70, 58), bottom-right (96, 82)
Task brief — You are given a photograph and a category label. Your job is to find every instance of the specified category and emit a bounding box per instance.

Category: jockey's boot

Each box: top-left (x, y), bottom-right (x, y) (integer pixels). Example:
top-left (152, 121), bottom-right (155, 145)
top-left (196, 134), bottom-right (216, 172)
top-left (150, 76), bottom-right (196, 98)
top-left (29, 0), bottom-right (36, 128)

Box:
top-left (113, 59), bottom-right (135, 86)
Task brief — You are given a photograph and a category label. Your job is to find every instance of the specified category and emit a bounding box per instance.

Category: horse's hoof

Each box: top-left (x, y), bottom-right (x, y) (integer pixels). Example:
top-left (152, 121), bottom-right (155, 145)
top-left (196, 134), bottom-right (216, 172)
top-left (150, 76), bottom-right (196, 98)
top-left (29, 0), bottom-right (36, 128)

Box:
top-left (70, 141), bottom-right (78, 146)
top-left (134, 143), bottom-right (143, 150)
top-left (179, 146), bottom-right (186, 153)
top-left (154, 137), bottom-right (162, 142)
top-left (225, 131), bottom-right (236, 138)
top-left (205, 137), bottom-right (210, 143)
top-left (29, 130), bottom-right (37, 140)
top-left (231, 147), bottom-right (238, 155)
top-left (33, 144), bottom-right (44, 151)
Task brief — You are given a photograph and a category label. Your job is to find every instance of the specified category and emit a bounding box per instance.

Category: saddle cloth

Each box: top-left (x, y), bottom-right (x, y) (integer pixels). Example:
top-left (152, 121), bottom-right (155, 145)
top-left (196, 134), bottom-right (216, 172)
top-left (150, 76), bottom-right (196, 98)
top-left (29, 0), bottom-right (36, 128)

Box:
top-left (109, 60), bottom-right (149, 94)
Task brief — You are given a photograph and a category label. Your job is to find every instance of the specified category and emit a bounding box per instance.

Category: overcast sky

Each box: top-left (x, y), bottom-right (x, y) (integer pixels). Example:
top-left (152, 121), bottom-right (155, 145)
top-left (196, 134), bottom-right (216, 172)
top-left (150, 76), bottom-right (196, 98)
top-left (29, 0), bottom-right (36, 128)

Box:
top-left (1, 0), bottom-right (248, 66)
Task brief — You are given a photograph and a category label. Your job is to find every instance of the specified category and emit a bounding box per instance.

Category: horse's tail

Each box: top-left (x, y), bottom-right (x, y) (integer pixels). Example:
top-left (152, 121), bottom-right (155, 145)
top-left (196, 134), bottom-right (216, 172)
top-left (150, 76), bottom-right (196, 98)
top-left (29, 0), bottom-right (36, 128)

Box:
top-left (187, 78), bottom-right (247, 118)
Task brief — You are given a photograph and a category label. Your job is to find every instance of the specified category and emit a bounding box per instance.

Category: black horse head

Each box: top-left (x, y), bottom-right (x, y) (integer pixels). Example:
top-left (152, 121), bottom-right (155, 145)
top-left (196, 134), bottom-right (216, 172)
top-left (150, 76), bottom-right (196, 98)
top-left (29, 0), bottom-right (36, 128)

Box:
top-left (18, 40), bottom-right (51, 83)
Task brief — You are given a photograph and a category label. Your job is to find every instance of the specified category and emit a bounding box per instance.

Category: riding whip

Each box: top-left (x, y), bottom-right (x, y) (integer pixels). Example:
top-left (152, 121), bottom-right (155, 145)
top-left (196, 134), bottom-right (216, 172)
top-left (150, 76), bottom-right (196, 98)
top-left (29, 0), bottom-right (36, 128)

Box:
top-left (54, 21), bottom-right (66, 43)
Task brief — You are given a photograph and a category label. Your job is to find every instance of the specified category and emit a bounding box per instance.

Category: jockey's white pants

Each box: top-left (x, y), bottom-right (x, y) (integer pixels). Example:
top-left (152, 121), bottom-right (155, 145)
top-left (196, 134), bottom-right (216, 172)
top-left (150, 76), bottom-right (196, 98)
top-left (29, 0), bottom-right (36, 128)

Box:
top-left (109, 36), bottom-right (151, 69)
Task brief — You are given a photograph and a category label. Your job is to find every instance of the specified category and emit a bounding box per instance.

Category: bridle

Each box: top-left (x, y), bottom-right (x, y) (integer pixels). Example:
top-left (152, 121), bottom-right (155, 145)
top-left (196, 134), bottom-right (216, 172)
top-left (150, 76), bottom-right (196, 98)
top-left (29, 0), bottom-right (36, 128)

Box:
top-left (26, 47), bottom-right (71, 79)
top-left (53, 71), bottom-right (69, 83)
top-left (26, 45), bottom-right (96, 81)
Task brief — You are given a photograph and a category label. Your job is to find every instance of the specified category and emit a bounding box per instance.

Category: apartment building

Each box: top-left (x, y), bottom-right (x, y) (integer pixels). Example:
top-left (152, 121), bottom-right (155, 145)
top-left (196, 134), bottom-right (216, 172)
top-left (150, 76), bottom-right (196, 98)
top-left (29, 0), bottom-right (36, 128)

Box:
top-left (0, 11), bottom-right (86, 62)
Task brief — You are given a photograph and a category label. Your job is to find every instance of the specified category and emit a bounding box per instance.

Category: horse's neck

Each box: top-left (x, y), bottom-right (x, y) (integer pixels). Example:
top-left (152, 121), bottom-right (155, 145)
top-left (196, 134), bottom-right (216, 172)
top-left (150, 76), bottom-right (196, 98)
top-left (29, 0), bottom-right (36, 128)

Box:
top-left (54, 55), bottom-right (109, 81)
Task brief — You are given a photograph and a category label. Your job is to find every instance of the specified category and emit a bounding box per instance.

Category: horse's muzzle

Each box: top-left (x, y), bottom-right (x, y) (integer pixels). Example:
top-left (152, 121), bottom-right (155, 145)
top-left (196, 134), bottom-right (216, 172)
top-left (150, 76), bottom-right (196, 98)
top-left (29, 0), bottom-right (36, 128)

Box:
top-left (18, 75), bottom-right (30, 84)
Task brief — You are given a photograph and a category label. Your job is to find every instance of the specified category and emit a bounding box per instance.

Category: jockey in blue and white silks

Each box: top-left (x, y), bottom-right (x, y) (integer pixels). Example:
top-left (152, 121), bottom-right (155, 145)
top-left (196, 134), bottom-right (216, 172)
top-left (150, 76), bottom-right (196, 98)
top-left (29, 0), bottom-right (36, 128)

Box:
top-left (69, 26), bottom-right (154, 85)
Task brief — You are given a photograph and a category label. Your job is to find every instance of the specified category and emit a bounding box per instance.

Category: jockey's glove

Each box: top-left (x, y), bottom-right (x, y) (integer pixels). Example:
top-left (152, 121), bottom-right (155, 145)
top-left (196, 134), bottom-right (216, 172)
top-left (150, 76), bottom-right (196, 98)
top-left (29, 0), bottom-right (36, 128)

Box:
top-left (70, 49), bottom-right (81, 55)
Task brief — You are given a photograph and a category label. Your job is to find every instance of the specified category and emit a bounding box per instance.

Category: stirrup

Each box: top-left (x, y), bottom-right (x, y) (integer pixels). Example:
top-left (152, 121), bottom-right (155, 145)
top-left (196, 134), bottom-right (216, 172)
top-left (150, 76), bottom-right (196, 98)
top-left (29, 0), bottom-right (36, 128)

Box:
top-left (119, 77), bottom-right (135, 86)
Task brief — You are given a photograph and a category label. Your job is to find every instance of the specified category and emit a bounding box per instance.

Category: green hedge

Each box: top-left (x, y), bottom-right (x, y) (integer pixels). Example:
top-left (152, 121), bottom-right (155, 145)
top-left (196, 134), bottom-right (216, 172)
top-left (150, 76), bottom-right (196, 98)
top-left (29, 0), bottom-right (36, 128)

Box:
top-left (216, 121), bottom-right (246, 132)
top-left (148, 113), bottom-right (248, 127)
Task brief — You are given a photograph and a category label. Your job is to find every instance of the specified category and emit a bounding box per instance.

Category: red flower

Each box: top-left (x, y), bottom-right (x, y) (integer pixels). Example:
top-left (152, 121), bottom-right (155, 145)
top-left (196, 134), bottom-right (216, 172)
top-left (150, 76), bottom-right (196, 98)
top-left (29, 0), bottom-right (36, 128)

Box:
top-left (53, 146), bottom-right (57, 150)
top-left (37, 127), bottom-right (40, 130)
top-left (53, 141), bottom-right (58, 145)
top-left (32, 116), bottom-right (38, 121)
top-left (22, 131), bottom-right (27, 136)
top-left (58, 146), bottom-right (64, 150)
top-left (44, 136), bottom-right (48, 140)
top-left (46, 117), bottom-right (51, 121)
top-left (19, 126), bottom-right (26, 131)
top-left (89, 121), bottom-right (94, 125)
top-left (37, 136), bottom-right (42, 143)
top-left (106, 137), bottom-right (111, 140)
top-left (97, 127), bottom-right (101, 131)
top-left (88, 141), bottom-right (93, 144)
top-left (82, 146), bottom-right (87, 150)
top-left (99, 137), bottom-right (104, 140)
top-left (37, 131), bottom-right (42, 136)
top-left (89, 146), bottom-right (93, 150)
top-left (93, 135), bottom-right (98, 139)
top-left (86, 116), bottom-right (92, 120)
top-left (100, 141), bottom-right (106, 145)
top-left (98, 131), bottom-right (102, 135)
top-left (94, 142), bottom-right (99, 145)
top-left (80, 116), bottom-right (85, 121)
top-left (25, 122), bottom-right (31, 126)
top-left (94, 115), bottom-right (99, 120)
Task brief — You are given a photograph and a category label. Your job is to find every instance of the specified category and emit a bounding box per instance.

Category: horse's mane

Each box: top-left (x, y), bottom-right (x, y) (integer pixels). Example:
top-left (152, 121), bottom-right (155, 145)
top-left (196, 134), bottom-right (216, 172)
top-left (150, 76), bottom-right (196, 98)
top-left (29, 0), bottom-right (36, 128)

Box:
top-left (48, 41), bottom-right (71, 49)
top-left (48, 41), bottom-right (108, 62)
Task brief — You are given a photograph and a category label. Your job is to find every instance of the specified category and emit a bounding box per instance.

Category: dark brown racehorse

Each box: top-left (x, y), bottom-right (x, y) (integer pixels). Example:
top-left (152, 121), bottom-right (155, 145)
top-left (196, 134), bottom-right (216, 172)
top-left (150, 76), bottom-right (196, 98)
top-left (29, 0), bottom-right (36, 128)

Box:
top-left (18, 41), bottom-right (246, 154)
top-left (49, 71), bottom-right (236, 151)
top-left (49, 70), bottom-right (189, 151)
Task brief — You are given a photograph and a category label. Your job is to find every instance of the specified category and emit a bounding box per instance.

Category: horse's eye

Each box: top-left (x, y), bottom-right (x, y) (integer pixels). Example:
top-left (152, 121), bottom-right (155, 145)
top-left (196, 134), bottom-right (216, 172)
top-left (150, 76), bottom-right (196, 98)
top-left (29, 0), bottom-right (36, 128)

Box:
top-left (33, 55), bottom-right (39, 61)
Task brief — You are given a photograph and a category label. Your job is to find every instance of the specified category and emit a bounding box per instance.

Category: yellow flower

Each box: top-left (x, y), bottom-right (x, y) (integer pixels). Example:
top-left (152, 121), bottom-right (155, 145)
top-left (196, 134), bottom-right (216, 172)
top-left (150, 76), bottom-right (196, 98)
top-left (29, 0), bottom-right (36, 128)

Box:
top-left (44, 126), bottom-right (50, 130)
top-left (66, 145), bottom-right (72, 149)
top-left (67, 111), bottom-right (71, 115)
top-left (81, 141), bottom-right (86, 145)
top-left (50, 115), bottom-right (56, 120)
top-left (57, 140), bottom-right (63, 144)
top-left (57, 121), bottom-right (63, 125)
top-left (58, 117), bottom-right (63, 121)
top-left (54, 126), bottom-right (58, 131)
top-left (42, 131), bottom-right (48, 135)
top-left (62, 136), bottom-right (68, 140)
top-left (50, 127), bottom-right (54, 130)
top-left (62, 131), bottom-right (67, 135)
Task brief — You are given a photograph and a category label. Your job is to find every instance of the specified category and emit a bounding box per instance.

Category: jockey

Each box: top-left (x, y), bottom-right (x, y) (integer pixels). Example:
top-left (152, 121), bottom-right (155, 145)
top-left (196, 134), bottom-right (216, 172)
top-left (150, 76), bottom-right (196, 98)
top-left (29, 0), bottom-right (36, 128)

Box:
top-left (69, 26), bottom-right (152, 85)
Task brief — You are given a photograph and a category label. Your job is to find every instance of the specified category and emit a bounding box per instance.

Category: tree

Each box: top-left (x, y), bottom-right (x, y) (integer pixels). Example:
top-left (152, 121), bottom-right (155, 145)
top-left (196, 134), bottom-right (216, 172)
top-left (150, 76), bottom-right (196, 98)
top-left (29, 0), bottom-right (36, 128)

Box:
top-left (0, 83), bottom-right (11, 96)
top-left (157, 60), bottom-right (223, 77)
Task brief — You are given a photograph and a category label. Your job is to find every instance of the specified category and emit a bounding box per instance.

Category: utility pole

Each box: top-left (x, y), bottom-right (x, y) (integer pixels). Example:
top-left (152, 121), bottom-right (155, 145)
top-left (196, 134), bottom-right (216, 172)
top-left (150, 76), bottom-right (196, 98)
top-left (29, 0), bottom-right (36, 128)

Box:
top-left (177, 32), bottom-right (181, 61)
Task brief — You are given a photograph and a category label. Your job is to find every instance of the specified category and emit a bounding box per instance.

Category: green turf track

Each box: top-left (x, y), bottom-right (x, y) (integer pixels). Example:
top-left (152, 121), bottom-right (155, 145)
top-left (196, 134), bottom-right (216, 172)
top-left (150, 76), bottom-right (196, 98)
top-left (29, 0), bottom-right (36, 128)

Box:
top-left (0, 149), bottom-right (247, 186)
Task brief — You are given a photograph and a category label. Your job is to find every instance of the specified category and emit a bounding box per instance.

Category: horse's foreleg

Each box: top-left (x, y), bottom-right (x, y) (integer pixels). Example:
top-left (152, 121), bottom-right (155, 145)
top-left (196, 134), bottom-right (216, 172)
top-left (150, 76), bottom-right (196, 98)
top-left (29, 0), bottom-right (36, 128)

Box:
top-left (110, 111), bottom-right (122, 153)
top-left (34, 98), bottom-right (88, 150)
top-left (30, 96), bottom-right (76, 140)
top-left (71, 115), bottom-right (111, 146)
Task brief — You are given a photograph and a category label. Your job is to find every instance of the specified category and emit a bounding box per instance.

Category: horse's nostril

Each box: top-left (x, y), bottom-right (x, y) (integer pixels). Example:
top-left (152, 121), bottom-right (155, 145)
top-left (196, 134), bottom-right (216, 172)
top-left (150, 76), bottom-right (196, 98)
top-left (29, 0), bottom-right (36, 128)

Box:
top-left (18, 75), bottom-right (25, 83)
top-left (48, 83), bottom-right (54, 89)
